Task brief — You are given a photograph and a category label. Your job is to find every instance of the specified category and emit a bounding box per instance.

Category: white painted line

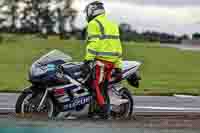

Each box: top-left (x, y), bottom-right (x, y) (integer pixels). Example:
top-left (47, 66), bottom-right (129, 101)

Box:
top-left (135, 106), bottom-right (200, 111)
top-left (0, 93), bottom-right (19, 96)
top-left (0, 108), bottom-right (15, 110)
top-left (174, 94), bottom-right (197, 98)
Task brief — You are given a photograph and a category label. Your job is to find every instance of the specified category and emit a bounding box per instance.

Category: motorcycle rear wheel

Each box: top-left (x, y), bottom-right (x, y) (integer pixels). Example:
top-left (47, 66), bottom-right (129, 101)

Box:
top-left (111, 88), bottom-right (134, 119)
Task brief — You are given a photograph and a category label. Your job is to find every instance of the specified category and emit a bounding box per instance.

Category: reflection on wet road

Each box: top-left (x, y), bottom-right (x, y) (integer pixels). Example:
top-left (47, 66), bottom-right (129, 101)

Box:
top-left (0, 112), bottom-right (200, 129)
top-left (0, 126), bottom-right (200, 133)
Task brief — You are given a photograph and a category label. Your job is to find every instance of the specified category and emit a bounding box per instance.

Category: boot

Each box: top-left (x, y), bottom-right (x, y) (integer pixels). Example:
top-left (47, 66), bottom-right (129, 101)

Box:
top-left (98, 104), bottom-right (111, 120)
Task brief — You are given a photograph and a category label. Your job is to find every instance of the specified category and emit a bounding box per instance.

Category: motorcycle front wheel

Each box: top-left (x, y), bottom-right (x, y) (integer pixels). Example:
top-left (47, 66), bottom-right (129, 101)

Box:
top-left (15, 89), bottom-right (58, 119)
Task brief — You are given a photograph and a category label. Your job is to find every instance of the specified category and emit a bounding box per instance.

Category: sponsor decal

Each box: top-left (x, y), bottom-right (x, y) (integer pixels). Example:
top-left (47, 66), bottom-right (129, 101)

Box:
top-left (47, 64), bottom-right (56, 71)
top-left (64, 96), bottom-right (92, 110)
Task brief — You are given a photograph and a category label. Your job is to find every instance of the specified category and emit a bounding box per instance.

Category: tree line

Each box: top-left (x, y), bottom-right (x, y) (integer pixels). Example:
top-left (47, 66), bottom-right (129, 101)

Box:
top-left (0, 0), bottom-right (199, 42)
top-left (119, 23), bottom-right (200, 43)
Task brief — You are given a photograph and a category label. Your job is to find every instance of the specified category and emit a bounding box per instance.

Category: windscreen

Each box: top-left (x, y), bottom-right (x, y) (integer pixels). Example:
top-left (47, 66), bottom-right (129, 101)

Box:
top-left (33, 49), bottom-right (72, 66)
top-left (29, 49), bottom-right (73, 77)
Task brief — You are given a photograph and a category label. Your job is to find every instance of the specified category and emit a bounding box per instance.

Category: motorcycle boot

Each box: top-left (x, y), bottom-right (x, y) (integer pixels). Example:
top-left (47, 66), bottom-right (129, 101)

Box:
top-left (98, 104), bottom-right (111, 120)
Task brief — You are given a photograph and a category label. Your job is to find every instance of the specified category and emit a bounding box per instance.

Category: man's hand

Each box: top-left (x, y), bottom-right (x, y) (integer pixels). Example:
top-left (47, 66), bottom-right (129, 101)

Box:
top-left (81, 60), bottom-right (94, 78)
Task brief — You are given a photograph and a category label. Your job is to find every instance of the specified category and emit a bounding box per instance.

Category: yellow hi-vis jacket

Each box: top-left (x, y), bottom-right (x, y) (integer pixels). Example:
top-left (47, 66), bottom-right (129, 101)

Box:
top-left (84, 14), bottom-right (123, 69)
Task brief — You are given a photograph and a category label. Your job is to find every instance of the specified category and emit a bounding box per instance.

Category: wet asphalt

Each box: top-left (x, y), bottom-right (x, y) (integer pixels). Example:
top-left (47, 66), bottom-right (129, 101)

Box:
top-left (0, 93), bottom-right (200, 129)
top-left (1, 93), bottom-right (200, 113)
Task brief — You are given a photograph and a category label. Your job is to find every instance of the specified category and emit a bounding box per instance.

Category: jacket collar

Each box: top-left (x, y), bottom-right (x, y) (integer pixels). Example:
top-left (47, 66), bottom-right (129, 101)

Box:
top-left (94, 13), bottom-right (106, 20)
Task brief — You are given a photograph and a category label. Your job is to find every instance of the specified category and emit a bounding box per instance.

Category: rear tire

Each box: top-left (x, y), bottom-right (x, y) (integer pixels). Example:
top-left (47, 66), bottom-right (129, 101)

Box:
top-left (111, 88), bottom-right (134, 119)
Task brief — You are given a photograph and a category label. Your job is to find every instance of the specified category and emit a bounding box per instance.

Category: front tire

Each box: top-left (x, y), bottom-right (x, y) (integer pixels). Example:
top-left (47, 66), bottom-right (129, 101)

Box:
top-left (15, 90), bottom-right (58, 118)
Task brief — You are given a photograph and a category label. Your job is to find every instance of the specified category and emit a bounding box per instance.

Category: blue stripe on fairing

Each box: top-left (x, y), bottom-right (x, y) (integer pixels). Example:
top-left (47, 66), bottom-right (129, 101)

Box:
top-left (64, 85), bottom-right (78, 92)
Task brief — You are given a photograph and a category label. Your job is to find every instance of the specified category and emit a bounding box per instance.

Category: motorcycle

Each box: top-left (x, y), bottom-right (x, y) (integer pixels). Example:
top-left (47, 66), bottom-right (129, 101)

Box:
top-left (15, 49), bottom-right (142, 119)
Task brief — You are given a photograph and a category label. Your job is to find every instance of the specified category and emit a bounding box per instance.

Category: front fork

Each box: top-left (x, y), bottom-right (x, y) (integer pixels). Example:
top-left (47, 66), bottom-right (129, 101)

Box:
top-left (37, 89), bottom-right (48, 112)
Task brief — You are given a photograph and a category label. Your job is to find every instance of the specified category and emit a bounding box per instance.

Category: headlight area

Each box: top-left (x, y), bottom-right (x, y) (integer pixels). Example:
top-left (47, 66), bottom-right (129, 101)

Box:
top-left (126, 71), bottom-right (141, 88)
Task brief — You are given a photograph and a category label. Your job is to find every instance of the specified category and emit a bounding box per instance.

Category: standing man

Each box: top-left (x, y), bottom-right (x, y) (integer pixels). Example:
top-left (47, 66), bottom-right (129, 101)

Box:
top-left (83, 1), bottom-right (123, 119)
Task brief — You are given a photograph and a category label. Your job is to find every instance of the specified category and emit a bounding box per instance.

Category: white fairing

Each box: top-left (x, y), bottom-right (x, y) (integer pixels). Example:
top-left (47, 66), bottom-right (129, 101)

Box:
top-left (122, 61), bottom-right (142, 78)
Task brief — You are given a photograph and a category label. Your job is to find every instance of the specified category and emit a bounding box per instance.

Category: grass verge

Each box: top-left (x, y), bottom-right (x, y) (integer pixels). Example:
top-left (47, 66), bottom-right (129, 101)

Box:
top-left (0, 34), bottom-right (200, 95)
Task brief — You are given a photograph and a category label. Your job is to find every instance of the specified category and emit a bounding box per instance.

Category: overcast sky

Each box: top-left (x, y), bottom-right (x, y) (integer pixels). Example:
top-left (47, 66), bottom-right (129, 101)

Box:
top-left (119, 0), bottom-right (200, 7)
top-left (73, 0), bottom-right (200, 36)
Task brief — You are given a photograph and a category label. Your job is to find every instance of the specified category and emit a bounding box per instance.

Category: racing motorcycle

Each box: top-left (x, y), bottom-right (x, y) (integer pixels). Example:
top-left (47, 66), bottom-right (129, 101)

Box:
top-left (15, 49), bottom-right (142, 119)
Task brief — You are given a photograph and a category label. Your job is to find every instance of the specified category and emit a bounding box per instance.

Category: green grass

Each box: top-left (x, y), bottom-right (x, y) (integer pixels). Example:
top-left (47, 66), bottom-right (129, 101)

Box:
top-left (0, 34), bottom-right (200, 95)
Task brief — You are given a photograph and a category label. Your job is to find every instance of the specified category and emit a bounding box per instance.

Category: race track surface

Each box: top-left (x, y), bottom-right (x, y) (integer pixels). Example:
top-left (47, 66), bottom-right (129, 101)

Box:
top-left (1, 93), bottom-right (200, 113)
top-left (0, 93), bottom-right (200, 129)
top-left (160, 43), bottom-right (200, 51)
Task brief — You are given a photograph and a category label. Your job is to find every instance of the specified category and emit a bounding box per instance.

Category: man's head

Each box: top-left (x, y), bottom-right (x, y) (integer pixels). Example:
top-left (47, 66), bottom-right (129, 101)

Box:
top-left (84, 1), bottom-right (105, 22)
